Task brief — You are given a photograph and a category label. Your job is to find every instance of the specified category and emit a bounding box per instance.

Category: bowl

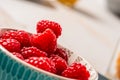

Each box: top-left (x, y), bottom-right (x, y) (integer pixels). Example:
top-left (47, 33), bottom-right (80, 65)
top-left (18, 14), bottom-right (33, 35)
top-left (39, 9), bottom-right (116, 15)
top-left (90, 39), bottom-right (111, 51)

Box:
top-left (0, 28), bottom-right (98, 80)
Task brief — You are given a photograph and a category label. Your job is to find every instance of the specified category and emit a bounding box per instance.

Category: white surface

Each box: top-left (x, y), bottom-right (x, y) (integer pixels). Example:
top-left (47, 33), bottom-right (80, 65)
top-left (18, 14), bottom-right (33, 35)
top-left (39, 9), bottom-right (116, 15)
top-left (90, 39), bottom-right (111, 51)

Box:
top-left (108, 38), bottom-right (120, 79)
top-left (0, 0), bottom-right (120, 75)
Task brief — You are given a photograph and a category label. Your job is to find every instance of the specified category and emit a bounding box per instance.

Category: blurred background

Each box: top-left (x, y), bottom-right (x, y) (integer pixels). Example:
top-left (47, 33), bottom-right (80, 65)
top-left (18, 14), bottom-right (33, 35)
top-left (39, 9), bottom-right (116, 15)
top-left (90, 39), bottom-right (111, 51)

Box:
top-left (1, 0), bottom-right (120, 79)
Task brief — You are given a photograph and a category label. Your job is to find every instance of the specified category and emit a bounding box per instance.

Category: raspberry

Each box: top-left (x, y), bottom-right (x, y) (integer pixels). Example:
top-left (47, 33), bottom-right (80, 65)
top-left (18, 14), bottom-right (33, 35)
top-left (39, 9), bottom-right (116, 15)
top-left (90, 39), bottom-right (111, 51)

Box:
top-left (30, 29), bottom-right (57, 55)
top-left (54, 48), bottom-right (68, 62)
top-left (62, 63), bottom-right (90, 80)
top-left (12, 52), bottom-right (24, 60)
top-left (50, 55), bottom-right (67, 75)
top-left (21, 46), bottom-right (47, 59)
top-left (37, 20), bottom-right (62, 38)
top-left (25, 57), bottom-right (56, 73)
top-left (0, 39), bottom-right (21, 52)
top-left (2, 30), bottom-right (30, 47)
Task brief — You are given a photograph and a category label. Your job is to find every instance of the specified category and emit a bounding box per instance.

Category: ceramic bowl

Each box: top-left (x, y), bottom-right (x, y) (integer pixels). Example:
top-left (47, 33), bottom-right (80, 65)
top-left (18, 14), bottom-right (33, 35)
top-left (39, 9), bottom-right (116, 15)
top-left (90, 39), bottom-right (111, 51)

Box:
top-left (0, 28), bottom-right (98, 80)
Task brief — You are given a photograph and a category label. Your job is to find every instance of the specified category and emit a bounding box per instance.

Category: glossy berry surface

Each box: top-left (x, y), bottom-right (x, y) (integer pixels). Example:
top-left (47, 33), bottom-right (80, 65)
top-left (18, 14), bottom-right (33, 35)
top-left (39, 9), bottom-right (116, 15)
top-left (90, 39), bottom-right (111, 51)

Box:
top-left (30, 29), bottom-right (57, 55)
top-left (50, 55), bottom-right (68, 75)
top-left (21, 46), bottom-right (47, 59)
top-left (25, 57), bottom-right (56, 73)
top-left (37, 20), bottom-right (62, 38)
top-left (2, 30), bottom-right (30, 47)
top-left (54, 48), bottom-right (68, 62)
top-left (12, 52), bottom-right (24, 60)
top-left (62, 63), bottom-right (90, 80)
top-left (0, 39), bottom-right (21, 52)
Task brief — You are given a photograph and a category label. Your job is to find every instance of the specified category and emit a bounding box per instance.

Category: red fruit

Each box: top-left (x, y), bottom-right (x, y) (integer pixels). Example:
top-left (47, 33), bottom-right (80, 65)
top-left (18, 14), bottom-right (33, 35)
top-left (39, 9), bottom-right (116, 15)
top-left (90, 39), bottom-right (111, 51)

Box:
top-left (62, 63), bottom-right (90, 80)
top-left (2, 30), bottom-right (30, 47)
top-left (0, 39), bottom-right (21, 52)
top-left (37, 20), bottom-right (62, 38)
top-left (25, 57), bottom-right (56, 73)
top-left (54, 48), bottom-right (68, 62)
top-left (12, 52), bottom-right (24, 60)
top-left (30, 29), bottom-right (57, 55)
top-left (50, 55), bottom-right (67, 75)
top-left (21, 46), bottom-right (47, 59)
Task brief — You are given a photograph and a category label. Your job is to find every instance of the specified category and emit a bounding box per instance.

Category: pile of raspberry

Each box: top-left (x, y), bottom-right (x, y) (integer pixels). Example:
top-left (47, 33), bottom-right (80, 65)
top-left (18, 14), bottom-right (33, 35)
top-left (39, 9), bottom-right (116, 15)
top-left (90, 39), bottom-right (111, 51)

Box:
top-left (0, 20), bottom-right (90, 80)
